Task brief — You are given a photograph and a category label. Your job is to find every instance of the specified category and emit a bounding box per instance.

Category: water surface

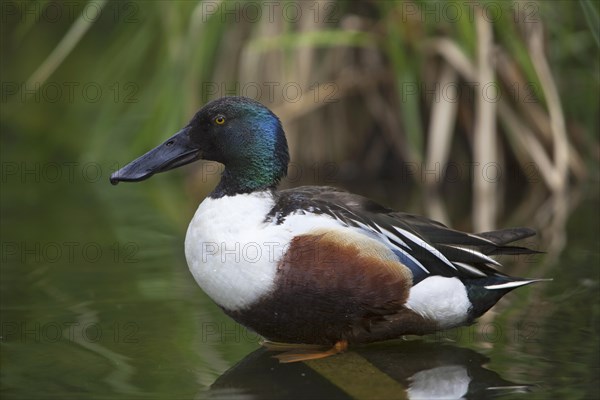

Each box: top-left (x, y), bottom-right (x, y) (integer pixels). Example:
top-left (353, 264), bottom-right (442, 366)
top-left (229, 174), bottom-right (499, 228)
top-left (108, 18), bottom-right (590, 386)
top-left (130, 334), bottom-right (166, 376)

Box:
top-left (1, 164), bottom-right (598, 399)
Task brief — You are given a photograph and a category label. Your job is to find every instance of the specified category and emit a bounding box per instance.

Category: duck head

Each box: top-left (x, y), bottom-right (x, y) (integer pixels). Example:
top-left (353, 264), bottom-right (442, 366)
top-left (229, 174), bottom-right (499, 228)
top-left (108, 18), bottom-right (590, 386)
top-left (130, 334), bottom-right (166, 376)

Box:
top-left (110, 96), bottom-right (289, 197)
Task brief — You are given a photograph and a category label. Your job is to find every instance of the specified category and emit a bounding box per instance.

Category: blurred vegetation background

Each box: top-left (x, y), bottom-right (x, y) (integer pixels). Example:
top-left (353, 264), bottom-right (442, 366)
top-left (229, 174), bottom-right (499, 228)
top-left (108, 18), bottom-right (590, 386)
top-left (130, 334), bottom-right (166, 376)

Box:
top-left (2, 0), bottom-right (598, 238)
top-left (1, 1), bottom-right (599, 396)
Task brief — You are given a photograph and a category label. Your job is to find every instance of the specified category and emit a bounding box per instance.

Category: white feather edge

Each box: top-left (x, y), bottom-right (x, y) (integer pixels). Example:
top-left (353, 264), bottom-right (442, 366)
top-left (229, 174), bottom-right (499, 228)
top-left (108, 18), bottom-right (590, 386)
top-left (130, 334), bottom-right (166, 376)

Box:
top-left (392, 226), bottom-right (458, 270)
top-left (453, 262), bottom-right (488, 277)
top-left (446, 244), bottom-right (502, 266)
top-left (371, 223), bottom-right (430, 274)
top-left (484, 279), bottom-right (550, 290)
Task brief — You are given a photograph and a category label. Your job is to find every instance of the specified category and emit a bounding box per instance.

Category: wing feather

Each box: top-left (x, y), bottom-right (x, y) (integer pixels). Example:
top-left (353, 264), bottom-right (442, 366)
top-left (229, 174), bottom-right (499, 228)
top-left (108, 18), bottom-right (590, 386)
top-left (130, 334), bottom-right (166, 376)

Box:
top-left (268, 186), bottom-right (539, 283)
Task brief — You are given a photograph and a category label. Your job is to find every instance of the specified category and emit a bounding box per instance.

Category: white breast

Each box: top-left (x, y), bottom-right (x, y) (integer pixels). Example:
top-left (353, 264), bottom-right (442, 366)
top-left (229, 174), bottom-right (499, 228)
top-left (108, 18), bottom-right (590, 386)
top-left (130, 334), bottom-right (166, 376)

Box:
top-left (184, 191), bottom-right (343, 310)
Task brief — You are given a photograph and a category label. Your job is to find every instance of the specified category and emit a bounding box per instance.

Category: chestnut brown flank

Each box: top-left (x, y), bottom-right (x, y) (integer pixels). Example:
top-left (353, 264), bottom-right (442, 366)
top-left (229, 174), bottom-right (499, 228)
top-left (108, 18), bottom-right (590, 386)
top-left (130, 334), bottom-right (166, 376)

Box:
top-left (225, 230), bottom-right (439, 345)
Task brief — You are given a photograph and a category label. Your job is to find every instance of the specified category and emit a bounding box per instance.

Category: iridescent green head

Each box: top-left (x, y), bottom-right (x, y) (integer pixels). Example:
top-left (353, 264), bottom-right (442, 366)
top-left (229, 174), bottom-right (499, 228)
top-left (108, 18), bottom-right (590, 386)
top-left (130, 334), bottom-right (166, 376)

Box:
top-left (111, 96), bottom-right (289, 197)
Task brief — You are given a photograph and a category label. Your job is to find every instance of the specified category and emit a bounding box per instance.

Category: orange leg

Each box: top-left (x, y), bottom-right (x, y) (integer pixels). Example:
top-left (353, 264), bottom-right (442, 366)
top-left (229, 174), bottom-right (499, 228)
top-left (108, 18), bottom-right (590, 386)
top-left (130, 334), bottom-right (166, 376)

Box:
top-left (261, 339), bottom-right (349, 363)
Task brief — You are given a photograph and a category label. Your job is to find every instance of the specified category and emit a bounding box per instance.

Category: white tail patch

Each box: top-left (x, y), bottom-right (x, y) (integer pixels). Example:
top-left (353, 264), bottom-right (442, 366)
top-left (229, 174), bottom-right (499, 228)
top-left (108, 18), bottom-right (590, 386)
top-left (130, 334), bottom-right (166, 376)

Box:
top-left (406, 276), bottom-right (470, 328)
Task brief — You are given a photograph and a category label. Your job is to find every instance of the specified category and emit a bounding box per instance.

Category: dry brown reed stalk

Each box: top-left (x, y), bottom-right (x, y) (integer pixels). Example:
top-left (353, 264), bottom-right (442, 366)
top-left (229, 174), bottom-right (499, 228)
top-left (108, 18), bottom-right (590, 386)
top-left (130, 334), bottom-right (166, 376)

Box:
top-left (473, 8), bottom-right (498, 232)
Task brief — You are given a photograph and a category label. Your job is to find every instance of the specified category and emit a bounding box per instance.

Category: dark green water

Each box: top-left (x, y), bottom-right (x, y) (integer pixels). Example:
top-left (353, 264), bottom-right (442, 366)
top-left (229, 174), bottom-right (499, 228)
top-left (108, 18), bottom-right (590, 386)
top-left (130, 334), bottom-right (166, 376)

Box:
top-left (1, 160), bottom-right (599, 399)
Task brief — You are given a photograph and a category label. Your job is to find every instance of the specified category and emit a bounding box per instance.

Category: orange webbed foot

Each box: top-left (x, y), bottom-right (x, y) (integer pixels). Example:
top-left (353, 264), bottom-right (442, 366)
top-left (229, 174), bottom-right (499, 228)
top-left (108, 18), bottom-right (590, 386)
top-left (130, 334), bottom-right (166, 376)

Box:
top-left (261, 340), bottom-right (349, 363)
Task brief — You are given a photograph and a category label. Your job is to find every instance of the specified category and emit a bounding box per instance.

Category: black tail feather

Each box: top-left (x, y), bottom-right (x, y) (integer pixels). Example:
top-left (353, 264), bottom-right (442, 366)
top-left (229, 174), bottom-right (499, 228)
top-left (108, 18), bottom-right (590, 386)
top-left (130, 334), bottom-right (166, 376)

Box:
top-left (476, 228), bottom-right (536, 246)
top-left (487, 245), bottom-right (544, 256)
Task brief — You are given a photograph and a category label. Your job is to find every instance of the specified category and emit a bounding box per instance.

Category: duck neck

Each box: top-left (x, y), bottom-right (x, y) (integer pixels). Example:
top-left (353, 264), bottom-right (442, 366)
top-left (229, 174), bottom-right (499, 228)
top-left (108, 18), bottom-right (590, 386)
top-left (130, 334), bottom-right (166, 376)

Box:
top-left (210, 162), bottom-right (285, 198)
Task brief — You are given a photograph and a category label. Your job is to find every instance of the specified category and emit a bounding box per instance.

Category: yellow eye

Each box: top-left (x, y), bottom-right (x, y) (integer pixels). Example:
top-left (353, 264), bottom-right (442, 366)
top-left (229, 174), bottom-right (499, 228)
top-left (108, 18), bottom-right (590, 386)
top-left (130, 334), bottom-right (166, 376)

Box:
top-left (215, 116), bottom-right (225, 125)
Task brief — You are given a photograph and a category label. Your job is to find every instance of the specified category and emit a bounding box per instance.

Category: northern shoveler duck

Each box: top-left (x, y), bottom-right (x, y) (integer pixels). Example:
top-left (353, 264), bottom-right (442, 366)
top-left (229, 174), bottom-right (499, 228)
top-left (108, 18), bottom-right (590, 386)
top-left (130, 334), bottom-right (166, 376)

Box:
top-left (111, 96), bottom-right (544, 363)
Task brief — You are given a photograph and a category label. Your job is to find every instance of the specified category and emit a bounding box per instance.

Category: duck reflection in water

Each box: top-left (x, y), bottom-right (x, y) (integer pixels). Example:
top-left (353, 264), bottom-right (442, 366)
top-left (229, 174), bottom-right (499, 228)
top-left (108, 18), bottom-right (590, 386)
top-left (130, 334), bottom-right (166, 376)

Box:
top-left (210, 341), bottom-right (531, 400)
